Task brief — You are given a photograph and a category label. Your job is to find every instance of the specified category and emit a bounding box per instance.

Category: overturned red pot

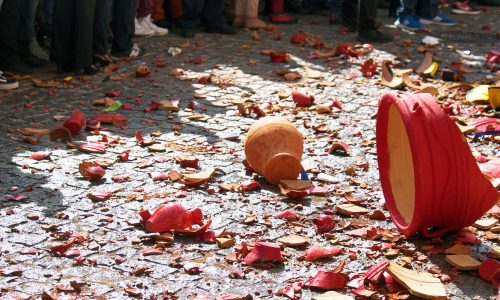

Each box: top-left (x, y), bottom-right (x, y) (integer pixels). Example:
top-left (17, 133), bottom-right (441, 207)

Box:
top-left (376, 92), bottom-right (499, 237)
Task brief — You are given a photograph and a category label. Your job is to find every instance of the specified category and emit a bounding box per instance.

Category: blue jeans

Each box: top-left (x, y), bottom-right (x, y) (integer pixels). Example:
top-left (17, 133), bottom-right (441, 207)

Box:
top-left (397, 0), bottom-right (433, 18)
top-left (23, 0), bottom-right (39, 40)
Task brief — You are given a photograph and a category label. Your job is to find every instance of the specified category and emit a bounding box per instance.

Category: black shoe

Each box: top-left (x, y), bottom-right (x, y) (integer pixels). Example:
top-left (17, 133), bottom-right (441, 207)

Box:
top-left (206, 24), bottom-right (237, 35)
top-left (76, 65), bottom-right (100, 76)
top-left (94, 54), bottom-right (114, 66)
top-left (155, 19), bottom-right (171, 29)
top-left (358, 29), bottom-right (394, 43)
top-left (23, 53), bottom-right (48, 68)
top-left (0, 71), bottom-right (19, 90)
top-left (181, 28), bottom-right (196, 38)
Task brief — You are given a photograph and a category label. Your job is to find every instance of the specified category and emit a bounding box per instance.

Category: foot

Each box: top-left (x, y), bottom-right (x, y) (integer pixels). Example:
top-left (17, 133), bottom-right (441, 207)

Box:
top-left (245, 17), bottom-right (266, 29)
top-left (358, 28), bottom-right (394, 43)
top-left (0, 71), bottom-right (19, 90)
top-left (29, 39), bottom-right (49, 60)
top-left (110, 44), bottom-right (145, 60)
top-left (420, 12), bottom-right (457, 26)
top-left (206, 24), bottom-right (238, 34)
top-left (181, 28), bottom-right (196, 38)
top-left (233, 15), bottom-right (245, 27)
top-left (76, 65), bottom-right (100, 76)
top-left (23, 54), bottom-right (48, 68)
top-left (395, 14), bottom-right (424, 30)
top-left (270, 12), bottom-right (299, 24)
top-left (134, 18), bottom-right (154, 37)
top-left (143, 15), bottom-right (169, 36)
top-left (451, 1), bottom-right (481, 14)
top-left (94, 54), bottom-right (114, 66)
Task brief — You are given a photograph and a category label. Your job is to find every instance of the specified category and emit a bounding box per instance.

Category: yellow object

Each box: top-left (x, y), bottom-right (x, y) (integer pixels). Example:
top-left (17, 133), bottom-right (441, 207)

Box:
top-left (424, 62), bottom-right (439, 77)
top-left (466, 85), bottom-right (490, 103)
top-left (488, 86), bottom-right (500, 109)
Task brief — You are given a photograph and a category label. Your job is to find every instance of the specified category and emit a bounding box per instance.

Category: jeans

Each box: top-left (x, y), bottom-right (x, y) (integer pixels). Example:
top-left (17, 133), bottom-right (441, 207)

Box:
top-left (397, 0), bottom-right (432, 18)
top-left (326, 0), bottom-right (344, 13)
top-left (178, 0), bottom-right (226, 30)
top-left (94, 0), bottom-right (135, 56)
top-left (42, 0), bottom-right (54, 32)
top-left (23, 0), bottom-right (39, 40)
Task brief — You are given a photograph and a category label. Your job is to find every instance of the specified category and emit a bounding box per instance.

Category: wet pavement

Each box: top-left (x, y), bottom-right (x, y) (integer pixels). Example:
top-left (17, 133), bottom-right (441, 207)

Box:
top-left (0, 7), bottom-right (499, 300)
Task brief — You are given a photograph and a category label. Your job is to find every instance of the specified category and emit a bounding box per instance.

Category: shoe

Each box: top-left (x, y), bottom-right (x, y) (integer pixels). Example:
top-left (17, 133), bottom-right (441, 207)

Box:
top-left (206, 24), bottom-right (238, 34)
top-left (395, 14), bottom-right (424, 30)
top-left (245, 0), bottom-right (266, 29)
top-left (181, 28), bottom-right (196, 38)
top-left (0, 71), bottom-right (19, 90)
top-left (270, 12), bottom-right (299, 24)
top-left (23, 53), bottom-right (48, 68)
top-left (358, 29), bottom-right (394, 43)
top-left (29, 39), bottom-right (49, 60)
top-left (440, 0), bottom-right (449, 7)
top-left (451, 1), bottom-right (481, 14)
top-left (142, 15), bottom-right (169, 36)
top-left (110, 44), bottom-right (145, 60)
top-left (420, 12), bottom-right (457, 25)
top-left (76, 65), bottom-right (100, 76)
top-left (94, 54), bottom-right (114, 66)
top-left (134, 18), bottom-right (154, 37)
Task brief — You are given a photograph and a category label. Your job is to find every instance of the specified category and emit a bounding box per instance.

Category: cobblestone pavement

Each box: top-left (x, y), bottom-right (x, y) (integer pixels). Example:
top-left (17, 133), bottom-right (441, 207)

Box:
top-left (0, 7), bottom-right (499, 300)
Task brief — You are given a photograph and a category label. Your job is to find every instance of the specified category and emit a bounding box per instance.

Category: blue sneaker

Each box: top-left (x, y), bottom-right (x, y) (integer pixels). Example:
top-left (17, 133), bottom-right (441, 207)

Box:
top-left (420, 12), bottom-right (457, 26)
top-left (395, 15), bottom-right (424, 30)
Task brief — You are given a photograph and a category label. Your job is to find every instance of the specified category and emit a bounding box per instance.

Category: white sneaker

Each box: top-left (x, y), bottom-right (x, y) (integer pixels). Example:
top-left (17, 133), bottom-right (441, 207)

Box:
top-left (142, 14), bottom-right (168, 36)
top-left (134, 18), bottom-right (154, 37)
top-left (0, 72), bottom-right (19, 90)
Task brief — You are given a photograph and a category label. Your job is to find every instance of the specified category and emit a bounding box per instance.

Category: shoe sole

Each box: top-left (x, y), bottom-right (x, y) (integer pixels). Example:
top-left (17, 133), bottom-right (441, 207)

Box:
top-left (451, 8), bottom-right (481, 14)
top-left (0, 82), bottom-right (19, 90)
top-left (395, 22), bottom-right (422, 31)
top-left (420, 19), bottom-right (456, 26)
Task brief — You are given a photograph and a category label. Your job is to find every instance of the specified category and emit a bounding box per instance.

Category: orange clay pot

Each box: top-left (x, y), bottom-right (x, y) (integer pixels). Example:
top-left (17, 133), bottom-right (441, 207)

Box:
top-left (245, 117), bottom-right (303, 185)
top-left (376, 92), bottom-right (499, 237)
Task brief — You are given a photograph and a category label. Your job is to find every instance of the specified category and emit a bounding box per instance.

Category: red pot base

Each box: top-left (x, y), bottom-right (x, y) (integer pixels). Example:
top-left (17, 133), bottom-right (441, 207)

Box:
top-left (376, 93), bottom-right (499, 237)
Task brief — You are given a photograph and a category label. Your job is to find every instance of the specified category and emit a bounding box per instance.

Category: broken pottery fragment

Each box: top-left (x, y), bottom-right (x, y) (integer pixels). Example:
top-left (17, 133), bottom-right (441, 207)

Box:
top-left (244, 242), bottom-right (283, 267)
top-left (308, 270), bottom-right (347, 290)
top-left (142, 202), bottom-right (204, 233)
top-left (63, 110), bottom-right (85, 136)
top-left (376, 93), bottom-right (499, 237)
top-left (386, 262), bottom-right (447, 299)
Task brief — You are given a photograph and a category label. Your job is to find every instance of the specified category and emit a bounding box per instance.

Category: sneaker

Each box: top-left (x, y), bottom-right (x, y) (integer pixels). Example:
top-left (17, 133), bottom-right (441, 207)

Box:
top-left (420, 12), bottom-right (457, 25)
top-left (395, 15), bottom-right (424, 30)
top-left (142, 15), bottom-right (169, 36)
top-left (110, 44), bottom-right (146, 60)
top-left (29, 39), bottom-right (49, 60)
top-left (358, 28), bottom-right (394, 43)
top-left (134, 18), bottom-right (154, 37)
top-left (270, 12), bottom-right (299, 24)
top-left (0, 71), bottom-right (19, 90)
top-left (451, 1), bottom-right (481, 14)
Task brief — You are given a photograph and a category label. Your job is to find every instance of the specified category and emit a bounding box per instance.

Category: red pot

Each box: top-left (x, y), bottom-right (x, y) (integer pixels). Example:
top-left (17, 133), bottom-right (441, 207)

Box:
top-left (376, 93), bottom-right (499, 237)
top-left (63, 110), bottom-right (85, 136)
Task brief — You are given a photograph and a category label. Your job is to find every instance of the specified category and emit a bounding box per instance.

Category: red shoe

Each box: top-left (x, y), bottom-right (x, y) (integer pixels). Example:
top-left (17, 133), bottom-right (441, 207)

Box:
top-left (270, 12), bottom-right (299, 24)
top-left (451, 1), bottom-right (481, 14)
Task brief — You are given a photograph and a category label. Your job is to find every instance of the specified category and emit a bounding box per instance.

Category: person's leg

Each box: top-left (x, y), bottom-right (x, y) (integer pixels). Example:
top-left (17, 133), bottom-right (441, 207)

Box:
top-left (234, 0), bottom-right (246, 27)
top-left (111, 0), bottom-right (135, 56)
top-left (204, 0), bottom-right (236, 33)
top-left (0, 0), bottom-right (32, 73)
top-left (397, 0), bottom-right (417, 17)
top-left (395, 0), bottom-right (423, 29)
top-left (73, 0), bottom-right (96, 71)
top-left (327, 0), bottom-right (344, 23)
top-left (93, 0), bottom-right (112, 56)
top-left (177, 0), bottom-right (203, 37)
top-left (51, 0), bottom-right (74, 70)
top-left (420, 0), bottom-right (456, 24)
top-left (23, 0), bottom-right (49, 60)
top-left (415, 0), bottom-right (432, 18)
top-left (138, 0), bottom-right (169, 36)
top-left (42, 0), bottom-right (54, 33)
top-left (245, 0), bottom-right (266, 28)
top-left (358, 0), bottom-right (393, 42)
top-left (270, 0), bottom-right (298, 23)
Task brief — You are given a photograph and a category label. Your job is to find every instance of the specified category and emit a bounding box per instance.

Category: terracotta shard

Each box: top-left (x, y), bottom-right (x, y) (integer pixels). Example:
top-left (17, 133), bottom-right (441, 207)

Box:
top-left (78, 143), bottom-right (106, 153)
top-left (445, 244), bottom-right (472, 255)
top-left (336, 204), bottom-right (368, 216)
top-left (479, 258), bottom-right (500, 282)
top-left (386, 262), bottom-right (447, 299)
top-left (244, 242), bottom-right (283, 266)
top-left (308, 270), bottom-right (347, 290)
top-left (380, 61), bottom-right (403, 89)
top-left (313, 291), bottom-right (354, 300)
top-left (305, 246), bottom-right (341, 261)
top-left (278, 234), bottom-right (308, 247)
top-left (144, 203), bottom-right (203, 233)
top-left (473, 218), bottom-right (498, 230)
top-left (445, 255), bottom-right (481, 270)
top-left (180, 168), bottom-right (216, 186)
top-left (49, 127), bottom-right (72, 142)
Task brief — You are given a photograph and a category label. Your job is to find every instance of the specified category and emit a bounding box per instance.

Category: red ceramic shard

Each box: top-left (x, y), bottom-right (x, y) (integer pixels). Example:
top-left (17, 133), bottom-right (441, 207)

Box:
top-left (290, 32), bottom-right (308, 45)
top-left (308, 270), bottom-right (347, 290)
top-left (63, 110), bottom-right (85, 135)
top-left (79, 162), bottom-right (105, 181)
top-left (240, 180), bottom-right (261, 192)
top-left (78, 143), bottom-right (106, 153)
top-left (292, 90), bottom-right (314, 107)
top-left (328, 142), bottom-right (351, 155)
top-left (244, 242), bottom-right (283, 266)
top-left (376, 93), bottom-right (499, 237)
top-left (336, 43), bottom-right (357, 57)
top-left (144, 202), bottom-right (203, 233)
top-left (30, 150), bottom-right (52, 161)
top-left (360, 59), bottom-right (378, 78)
top-left (88, 191), bottom-right (112, 201)
top-left (139, 207), bottom-right (151, 221)
top-left (141, 248), bottom-right (163, 256)
top-left (51, 238), bottom-right (76, 256)
top-left (269, 51), bottom-right (289, 63)
top-left (119, 151), bottom-right (129, 161)
top-left (479, 158), bottom-right (500, 179)
top-left (305, 246), bottom-right (341, 261)
top-left (135, 64), bottom-right (151, 77)
top-left (364, 261), bottom-right (390, 283)
top-left (150, 172), bottom-right (168, 181)
top-left (467, 117), bottom-right (500, 132)
top-left (176, 218), bottom-right (212, 237)
top-left (275, 210), bottom-right (299, 221)
top-left (19, 248), bottom-right (37, 255)
top-left (63, 249), bottom-right (81, 257)
top-left (312, 215), bottom-right (335, 233)
top-left (479, 259), bottom-right (500, 283)
top-left (105, 89), bottom-right (121, 97)
top-left (49, 127), bottom-right (72, 142)
top-left (89, 113), bottom-right (128, 126)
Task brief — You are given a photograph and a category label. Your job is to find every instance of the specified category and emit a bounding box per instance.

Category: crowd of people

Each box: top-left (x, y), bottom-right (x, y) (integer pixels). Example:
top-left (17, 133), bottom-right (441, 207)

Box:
top-left (0, 0), bottom-right (494, 91)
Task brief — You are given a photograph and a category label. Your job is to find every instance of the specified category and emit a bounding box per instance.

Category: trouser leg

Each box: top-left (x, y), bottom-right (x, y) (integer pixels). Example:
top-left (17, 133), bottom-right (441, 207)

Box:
top-left (111, 0), bottom-right (135, 55)
top-left (397, 0), bottom-right (417, 17)
top-left (203, 0), bottom-right (226, 28)
top-left (94, 0), bottom-right (112, 55)
top-left (178, 0), bottom-right (203, 29)
top-left (359, 0), bottom-right (378, 32)
top-left (0, 0), bottom-right (29, 66)
top-left (73, 0), bottom-right (95, 69)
